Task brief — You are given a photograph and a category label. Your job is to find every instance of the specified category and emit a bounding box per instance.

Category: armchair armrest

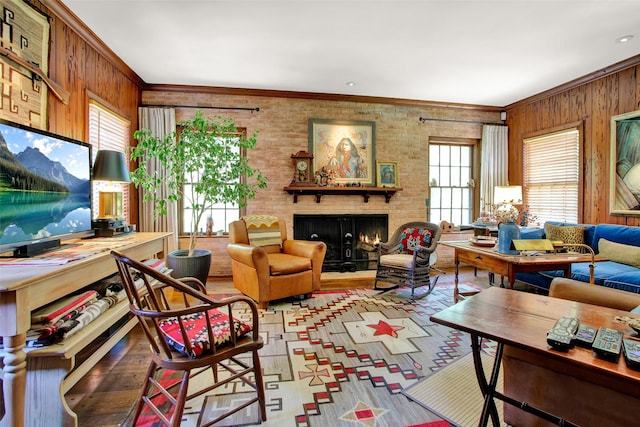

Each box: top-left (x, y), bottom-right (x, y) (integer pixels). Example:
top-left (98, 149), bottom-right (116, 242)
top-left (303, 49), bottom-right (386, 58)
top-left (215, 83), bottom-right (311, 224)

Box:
top-left (283, 239), bottom-right (326, 259)
top-left (226, 243), bottom-right (270, 272)
top-left (377, 242), bottom-right (402, 255)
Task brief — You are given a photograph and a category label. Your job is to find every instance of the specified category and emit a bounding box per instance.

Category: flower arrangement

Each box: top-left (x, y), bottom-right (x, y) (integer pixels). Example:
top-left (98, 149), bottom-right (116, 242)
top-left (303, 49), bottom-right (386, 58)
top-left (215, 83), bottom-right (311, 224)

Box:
top-left (495, 204), bottom-right (519, 223)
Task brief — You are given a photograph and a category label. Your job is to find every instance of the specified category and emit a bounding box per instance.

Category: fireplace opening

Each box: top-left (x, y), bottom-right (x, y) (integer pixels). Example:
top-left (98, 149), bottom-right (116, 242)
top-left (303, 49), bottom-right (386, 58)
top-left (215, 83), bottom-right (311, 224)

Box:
top-left (294, 214), bottom-right (388, 272)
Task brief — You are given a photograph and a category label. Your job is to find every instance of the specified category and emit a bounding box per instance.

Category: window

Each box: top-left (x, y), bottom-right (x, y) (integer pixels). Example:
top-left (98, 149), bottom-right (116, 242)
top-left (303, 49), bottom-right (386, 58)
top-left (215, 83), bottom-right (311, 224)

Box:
top-left (429, 139), bottom-right (477, 225)
top-left (179, 131), bottom-right (245, 235)
top-left (88, 100), bottom-right (131, 222)
top-left (523, 127), bottom-right (581, 223)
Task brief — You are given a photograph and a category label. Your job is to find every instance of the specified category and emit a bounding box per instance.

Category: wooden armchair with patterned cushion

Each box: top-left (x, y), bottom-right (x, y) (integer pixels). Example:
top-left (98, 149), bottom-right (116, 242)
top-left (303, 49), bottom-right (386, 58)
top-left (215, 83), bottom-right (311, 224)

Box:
top-left (227, 215), bottom-right (327, 309)
top-left (110, 250), bottom-right (266, 427)
top-left (374, 221), bottom-right (442, 299)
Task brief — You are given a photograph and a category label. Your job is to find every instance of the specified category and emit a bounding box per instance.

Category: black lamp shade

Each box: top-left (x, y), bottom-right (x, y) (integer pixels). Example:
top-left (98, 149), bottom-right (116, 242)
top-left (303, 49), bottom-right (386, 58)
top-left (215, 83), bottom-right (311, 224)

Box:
top-left (92, 150), bottom-right (130, 182)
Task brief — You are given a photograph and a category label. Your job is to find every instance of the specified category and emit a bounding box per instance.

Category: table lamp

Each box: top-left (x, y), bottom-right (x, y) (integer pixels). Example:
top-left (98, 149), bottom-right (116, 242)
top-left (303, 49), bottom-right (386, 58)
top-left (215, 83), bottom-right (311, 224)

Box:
top-left (92, 150), bottom-right (130, 219)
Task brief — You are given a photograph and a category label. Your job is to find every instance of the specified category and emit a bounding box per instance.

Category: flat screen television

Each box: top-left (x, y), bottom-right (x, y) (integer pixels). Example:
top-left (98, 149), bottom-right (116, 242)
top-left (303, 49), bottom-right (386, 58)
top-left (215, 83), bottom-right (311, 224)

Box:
top-left (0, 119), bottom-right (94, 256)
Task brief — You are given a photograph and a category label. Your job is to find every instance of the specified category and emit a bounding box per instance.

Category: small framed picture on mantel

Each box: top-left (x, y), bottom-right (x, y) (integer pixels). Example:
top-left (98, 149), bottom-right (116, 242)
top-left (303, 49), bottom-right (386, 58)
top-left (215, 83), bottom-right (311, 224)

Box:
top-left (377, 161), bottom-right (398, 188)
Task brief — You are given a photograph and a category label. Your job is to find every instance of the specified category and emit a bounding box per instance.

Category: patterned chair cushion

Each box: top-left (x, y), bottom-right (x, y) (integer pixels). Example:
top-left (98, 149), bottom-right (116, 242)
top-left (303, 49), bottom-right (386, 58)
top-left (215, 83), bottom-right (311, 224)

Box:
top-left (398, 227), bottom-right (435, 254)
top-left (159, 309), bottom-right (252, 358)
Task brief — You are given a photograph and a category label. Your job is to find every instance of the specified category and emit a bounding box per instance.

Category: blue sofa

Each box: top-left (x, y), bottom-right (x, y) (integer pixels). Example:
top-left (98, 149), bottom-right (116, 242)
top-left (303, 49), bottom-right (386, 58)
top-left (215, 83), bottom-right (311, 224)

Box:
top-left (516, 222), bottom-right (640, 293)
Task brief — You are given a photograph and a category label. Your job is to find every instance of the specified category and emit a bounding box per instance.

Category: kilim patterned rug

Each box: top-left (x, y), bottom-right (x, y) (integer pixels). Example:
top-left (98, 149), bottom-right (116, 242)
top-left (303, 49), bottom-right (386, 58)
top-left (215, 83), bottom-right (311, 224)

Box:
top-left (124, 283), bottom-right (493, 427)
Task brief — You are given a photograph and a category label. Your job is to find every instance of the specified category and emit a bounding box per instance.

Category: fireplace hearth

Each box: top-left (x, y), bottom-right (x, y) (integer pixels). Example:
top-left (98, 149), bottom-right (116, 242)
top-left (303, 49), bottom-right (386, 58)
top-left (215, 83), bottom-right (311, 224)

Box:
top-left (294, 214), bottom-right (388, 272)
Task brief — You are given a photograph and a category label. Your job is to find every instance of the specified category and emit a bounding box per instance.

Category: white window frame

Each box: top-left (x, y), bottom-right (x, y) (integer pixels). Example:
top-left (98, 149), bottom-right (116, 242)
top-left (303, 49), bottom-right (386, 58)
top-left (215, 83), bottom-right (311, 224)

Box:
top-left (428, 138), bottom-right (478, 225)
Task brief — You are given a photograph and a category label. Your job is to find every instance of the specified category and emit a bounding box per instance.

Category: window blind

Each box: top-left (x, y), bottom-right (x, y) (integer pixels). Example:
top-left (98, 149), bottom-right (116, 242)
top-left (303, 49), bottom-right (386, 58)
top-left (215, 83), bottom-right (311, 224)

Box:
top-left (88, 100), bottom-right (131, 221)
top-left (523, 128), bottom-right (579, 223)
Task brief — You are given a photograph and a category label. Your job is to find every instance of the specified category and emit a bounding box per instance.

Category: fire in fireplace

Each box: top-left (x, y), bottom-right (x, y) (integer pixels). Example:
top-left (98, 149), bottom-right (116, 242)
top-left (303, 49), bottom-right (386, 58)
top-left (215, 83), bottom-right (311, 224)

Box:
top-left (293, 214), bottom-right (388, 272)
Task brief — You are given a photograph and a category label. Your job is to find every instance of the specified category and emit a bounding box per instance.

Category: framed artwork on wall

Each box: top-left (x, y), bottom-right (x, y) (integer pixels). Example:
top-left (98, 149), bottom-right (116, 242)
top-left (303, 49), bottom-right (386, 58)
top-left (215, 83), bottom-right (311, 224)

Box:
top-left (308, 119), bottom-right (376, 186)
top-left (377, 161), bottom-right (398, 187)
top-left (610, 110), bottom-right (640, 215)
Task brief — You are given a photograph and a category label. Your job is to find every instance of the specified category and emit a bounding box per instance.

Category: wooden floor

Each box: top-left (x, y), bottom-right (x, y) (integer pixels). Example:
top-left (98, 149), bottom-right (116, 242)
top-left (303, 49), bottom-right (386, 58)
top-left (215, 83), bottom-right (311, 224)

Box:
top-left (65, 266), bottom-right (498, 426)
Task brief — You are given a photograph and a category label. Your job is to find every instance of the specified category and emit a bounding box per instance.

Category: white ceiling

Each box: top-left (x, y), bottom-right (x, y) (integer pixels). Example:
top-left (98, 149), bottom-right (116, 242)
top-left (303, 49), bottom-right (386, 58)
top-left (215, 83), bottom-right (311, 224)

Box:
top-left (60, 0), bottom-right (640, 107)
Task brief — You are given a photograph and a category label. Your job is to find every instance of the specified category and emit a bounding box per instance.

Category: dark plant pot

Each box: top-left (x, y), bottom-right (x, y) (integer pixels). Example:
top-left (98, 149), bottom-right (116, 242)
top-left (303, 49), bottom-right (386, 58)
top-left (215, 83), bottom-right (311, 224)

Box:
top-left (167, 249), bottom-right (212, 286)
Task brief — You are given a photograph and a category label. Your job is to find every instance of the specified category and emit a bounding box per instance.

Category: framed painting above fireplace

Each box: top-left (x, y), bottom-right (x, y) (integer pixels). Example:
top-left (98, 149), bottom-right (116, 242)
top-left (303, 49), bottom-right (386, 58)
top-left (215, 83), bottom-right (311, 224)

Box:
top-left (308, 119), bottom-right (376, 186)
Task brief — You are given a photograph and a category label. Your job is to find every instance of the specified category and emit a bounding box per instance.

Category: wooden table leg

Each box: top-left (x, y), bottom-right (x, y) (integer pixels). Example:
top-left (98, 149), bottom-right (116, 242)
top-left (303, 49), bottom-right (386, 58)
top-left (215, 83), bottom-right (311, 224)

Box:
top-left (1, 334), bottom-right (27, 427)
top-left (453, 253), bottom-right (460, 303)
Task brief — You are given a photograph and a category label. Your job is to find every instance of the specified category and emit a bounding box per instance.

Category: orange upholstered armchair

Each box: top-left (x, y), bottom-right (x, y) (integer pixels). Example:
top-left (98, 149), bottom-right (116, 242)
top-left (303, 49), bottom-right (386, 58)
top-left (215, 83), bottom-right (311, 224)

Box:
top-left (227, 215), bottom-right (327, 309)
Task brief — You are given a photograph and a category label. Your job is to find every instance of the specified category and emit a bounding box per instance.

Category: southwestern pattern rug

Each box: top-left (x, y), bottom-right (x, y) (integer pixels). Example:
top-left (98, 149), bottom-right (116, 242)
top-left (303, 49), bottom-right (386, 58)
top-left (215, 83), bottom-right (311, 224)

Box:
top-left (127, 283), bottom-right (492, 427)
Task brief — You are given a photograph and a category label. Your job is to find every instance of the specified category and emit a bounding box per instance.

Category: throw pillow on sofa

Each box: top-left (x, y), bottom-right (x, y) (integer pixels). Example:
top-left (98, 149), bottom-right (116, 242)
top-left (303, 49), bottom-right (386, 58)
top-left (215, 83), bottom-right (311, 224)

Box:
top-left (545, 224), bottom-right (588, 253)
top-left (598, 238), bottom-right (640, 268)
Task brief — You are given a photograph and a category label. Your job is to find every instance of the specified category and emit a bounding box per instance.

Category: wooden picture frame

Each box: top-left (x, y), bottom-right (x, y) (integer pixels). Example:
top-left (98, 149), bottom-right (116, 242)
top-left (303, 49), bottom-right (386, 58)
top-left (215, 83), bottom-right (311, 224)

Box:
top-left (610, 110), bottom-right (640, 215)
top-left (377, 161), bottom-right (398, 187)
top-left (308, 119), bottom-right (376, 186)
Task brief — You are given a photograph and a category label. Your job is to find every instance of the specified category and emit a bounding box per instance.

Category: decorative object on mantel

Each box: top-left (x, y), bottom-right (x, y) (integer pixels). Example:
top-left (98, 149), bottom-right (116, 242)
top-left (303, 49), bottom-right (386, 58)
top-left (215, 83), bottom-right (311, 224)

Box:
top-left (289, 150), bottom-right (315, 186)
top-left (283, 186), bottom-right (401, 203)
top-left (308, 118), bottom-right (376, 187)
top-left (494, 185), bottom-right (522, 254)
top-left (377, 161), bottom-right (399, 188)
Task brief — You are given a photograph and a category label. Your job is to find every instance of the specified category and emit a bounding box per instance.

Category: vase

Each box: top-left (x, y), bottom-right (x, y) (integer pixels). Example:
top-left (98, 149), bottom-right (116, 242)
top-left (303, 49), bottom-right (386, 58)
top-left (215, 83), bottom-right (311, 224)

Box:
top-left (498, 221), bottom-right (521, 254)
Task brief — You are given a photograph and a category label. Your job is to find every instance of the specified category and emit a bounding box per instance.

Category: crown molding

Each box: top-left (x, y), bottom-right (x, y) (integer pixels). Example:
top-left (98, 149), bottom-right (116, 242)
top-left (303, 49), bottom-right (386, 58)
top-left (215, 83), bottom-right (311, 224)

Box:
top-left (143, 83), bottom-right (503, 113)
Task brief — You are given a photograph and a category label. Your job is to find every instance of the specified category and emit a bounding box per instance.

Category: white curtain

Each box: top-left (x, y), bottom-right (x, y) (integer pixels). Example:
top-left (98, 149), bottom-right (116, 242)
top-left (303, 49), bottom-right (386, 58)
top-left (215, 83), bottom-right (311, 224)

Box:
top-left (137, 107), bottom-right (178, 252)
top-left (480, 125), bottom-right (509, 212)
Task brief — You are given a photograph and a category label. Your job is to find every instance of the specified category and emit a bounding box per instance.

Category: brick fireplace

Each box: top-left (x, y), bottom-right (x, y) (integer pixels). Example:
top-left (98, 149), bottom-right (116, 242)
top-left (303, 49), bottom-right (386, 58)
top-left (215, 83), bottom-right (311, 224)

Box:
top-left (293, 214), bottom-right (388, 272)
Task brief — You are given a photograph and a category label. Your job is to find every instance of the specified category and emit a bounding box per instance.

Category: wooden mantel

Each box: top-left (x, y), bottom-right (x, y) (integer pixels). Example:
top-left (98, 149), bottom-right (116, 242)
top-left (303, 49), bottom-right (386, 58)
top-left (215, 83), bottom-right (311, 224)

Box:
top-left (283, 186), bottom-right (402, 203)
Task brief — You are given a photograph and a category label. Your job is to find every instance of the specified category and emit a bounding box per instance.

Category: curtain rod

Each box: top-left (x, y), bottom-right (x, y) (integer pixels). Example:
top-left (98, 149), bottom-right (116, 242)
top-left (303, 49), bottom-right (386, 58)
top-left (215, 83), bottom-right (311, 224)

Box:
top-left (141, 104), bottom-right (260, 112)
top-left (419, 117), bottom-right (506, 125)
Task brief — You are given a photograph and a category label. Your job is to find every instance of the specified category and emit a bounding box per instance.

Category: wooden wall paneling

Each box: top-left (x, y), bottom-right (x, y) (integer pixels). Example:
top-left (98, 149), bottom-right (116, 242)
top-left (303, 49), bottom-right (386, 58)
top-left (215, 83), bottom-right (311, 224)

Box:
top-left (588, 77), bottom-right (609, 224)
top-left (507, 59), bottom-right (640, 226)
top-left (32, 0), bottom-right (144, 226)
top-left (618, 67), bottom-right (636, 113)
top-left (559, 91), bottom-right (570, 125)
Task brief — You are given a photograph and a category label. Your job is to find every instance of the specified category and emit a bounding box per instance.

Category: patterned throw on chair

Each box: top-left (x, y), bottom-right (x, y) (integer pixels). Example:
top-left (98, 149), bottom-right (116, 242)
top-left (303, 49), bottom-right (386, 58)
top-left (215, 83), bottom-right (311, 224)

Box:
top-left (242, 215), bottom-right (282, 246)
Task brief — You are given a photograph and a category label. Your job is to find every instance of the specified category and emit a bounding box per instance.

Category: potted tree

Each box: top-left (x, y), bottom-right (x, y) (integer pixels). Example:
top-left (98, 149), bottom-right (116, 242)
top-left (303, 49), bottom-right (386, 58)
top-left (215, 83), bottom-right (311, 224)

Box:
top-left (130, 110), bottom-right (268, 284)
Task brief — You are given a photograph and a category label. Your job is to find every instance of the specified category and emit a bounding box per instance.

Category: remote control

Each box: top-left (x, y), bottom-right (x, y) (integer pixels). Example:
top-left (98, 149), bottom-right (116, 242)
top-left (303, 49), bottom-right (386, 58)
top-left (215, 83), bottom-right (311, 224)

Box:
top-left (623, 339), bottom-right (640, 370)
top-left (573, 324), bottom-right (597, 348)
top-left (547, 316), bottom-right (580, 350)
top-left (592, 327), bottom-right (623, 360)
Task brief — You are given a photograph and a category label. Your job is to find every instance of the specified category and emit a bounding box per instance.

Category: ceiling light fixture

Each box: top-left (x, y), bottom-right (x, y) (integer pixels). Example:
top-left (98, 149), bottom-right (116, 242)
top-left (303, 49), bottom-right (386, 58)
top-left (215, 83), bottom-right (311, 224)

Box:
top-left (346, 81), bottom-right (356, 87)
top-left (616, 35), bottom-right (634, 43)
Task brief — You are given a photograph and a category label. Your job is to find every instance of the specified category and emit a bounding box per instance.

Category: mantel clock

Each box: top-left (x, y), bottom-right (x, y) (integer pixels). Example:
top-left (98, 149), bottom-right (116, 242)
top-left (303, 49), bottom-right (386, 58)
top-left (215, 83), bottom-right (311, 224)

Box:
top-left (290, 151), bottom-right (314, 186)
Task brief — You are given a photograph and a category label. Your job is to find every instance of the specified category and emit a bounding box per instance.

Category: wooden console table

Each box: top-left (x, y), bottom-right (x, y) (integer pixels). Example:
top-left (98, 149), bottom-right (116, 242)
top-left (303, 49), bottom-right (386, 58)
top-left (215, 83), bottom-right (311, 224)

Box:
top-left (284, 186), bottom-right (401, 203)
top-left (431, 287), bottom-right (640, 426)
top-left (0, 232), bottom-right (171, 427)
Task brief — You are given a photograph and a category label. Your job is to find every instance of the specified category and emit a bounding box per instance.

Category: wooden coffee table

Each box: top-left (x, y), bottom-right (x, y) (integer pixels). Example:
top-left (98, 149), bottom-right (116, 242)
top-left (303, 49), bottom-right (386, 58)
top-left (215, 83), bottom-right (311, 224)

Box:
top-left (441, 240), bottom-right (596, 302)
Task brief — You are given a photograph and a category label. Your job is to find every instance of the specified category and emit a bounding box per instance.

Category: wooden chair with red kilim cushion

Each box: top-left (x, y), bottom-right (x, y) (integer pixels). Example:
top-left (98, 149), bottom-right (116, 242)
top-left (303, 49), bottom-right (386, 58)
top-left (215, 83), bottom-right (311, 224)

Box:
top-left (111, 250), bottom-right (266, 427)
top-left (374, 221), bottom-right (442, 299)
